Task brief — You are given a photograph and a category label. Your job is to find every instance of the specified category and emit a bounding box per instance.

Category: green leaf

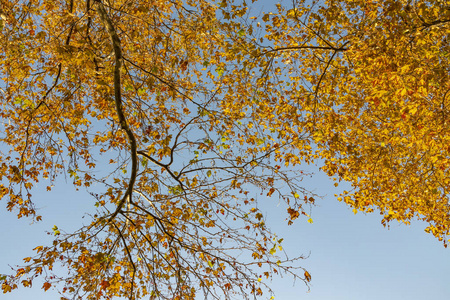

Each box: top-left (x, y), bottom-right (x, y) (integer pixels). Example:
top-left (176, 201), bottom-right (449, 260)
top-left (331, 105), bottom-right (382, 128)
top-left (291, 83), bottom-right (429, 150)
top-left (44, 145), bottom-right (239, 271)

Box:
top-left (141, 157), bottom-right (148, 167)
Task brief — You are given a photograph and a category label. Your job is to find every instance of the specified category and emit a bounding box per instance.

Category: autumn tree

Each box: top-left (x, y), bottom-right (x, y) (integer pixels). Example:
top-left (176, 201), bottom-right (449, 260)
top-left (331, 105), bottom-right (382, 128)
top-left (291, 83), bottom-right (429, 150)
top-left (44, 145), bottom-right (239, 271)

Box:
top-left (251, 0), bottom-right (450, 244)
top-left (0, 0), bottom-right (314, 299)
top-left (1, 0), bottom-right (449, 299)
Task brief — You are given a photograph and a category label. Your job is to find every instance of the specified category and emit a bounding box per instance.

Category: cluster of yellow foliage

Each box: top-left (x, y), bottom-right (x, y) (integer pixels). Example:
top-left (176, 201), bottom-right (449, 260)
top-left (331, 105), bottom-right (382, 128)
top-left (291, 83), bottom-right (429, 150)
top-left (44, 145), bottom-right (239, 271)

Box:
top-left (0, 0), bottom-right (448, 299)
top-left (257, 0), bottom-right (449, 242)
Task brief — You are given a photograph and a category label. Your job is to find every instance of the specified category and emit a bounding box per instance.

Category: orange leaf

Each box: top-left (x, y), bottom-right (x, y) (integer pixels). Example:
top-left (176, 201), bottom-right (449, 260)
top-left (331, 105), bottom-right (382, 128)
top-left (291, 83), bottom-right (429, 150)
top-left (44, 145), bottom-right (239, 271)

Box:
top-left (304, 270), bottom-right (311, 282)
top-left (42, 282), bottom-right (51, 291)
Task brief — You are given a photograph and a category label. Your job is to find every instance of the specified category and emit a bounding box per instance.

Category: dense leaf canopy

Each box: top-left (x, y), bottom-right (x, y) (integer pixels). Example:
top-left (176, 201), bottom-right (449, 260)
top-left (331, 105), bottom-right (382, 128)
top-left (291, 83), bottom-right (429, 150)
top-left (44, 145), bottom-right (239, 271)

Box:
top-left (261, 0), bottom-right (450, 241)
top-left (0, 0), bottom-right (448, 299)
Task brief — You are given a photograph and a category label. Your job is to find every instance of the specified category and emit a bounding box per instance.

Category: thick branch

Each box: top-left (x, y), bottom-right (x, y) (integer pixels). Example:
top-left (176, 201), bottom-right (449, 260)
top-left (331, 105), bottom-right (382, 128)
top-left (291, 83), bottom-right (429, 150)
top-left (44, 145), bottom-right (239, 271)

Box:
top-left (95, 0), bottom-right (138, 222)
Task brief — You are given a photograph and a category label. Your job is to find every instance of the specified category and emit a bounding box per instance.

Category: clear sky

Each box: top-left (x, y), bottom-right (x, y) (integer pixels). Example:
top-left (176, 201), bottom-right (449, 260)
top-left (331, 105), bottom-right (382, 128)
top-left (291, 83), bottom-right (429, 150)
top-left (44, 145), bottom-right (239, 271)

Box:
top-left (1, 163), bottom-right (449, 300)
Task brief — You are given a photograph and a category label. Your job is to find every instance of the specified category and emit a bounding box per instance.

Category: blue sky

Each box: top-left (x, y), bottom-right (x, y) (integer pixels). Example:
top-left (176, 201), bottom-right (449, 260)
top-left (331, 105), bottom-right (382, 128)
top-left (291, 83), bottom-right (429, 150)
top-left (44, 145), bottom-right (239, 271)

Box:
top-left (1, 163), bottom-right (449, 300)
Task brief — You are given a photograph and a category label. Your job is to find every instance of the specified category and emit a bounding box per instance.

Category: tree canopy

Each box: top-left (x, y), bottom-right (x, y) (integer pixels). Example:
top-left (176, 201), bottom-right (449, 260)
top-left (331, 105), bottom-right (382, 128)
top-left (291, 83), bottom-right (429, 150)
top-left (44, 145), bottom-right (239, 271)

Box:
top-left (261, 0), bottom-right (450, 241)
top-left (0, 0), bottom-right (448, 299)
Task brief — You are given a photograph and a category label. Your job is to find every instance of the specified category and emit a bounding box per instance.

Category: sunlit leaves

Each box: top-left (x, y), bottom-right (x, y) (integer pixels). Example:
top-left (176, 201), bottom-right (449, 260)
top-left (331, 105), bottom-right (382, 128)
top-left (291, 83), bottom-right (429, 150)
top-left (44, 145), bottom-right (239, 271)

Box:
top-left (0, 0), bottom-right (315, 299)
top-left (3, 0), bottom-right (446, 299)
top-left (260, 0), bottom-right (450, 244)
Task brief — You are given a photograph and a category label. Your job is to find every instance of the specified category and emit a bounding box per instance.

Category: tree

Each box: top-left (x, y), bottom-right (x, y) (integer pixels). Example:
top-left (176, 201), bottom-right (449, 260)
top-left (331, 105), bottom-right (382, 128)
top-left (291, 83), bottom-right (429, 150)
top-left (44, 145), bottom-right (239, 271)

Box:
top-left (0, 0), bottom-right (313, 299)
top-left (256, 0), bottom-right (450, 244)
top-left (0, 0), bottom-right (448, 299)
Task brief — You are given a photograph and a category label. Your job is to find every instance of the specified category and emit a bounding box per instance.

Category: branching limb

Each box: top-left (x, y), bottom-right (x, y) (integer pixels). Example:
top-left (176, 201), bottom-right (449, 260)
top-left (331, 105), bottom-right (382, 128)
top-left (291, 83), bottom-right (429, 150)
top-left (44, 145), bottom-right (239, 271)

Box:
top-left (112, 221), bottom-right (136, 300)
top-left (94, 0), bottom-right (138, 223)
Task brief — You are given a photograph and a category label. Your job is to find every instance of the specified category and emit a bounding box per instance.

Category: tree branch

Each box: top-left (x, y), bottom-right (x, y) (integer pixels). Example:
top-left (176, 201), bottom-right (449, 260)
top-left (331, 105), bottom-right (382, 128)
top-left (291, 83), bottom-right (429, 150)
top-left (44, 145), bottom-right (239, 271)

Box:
top-left (260, 44), bottom-right (348, 57)
top-left (95, 0), bottom-right (138, 223)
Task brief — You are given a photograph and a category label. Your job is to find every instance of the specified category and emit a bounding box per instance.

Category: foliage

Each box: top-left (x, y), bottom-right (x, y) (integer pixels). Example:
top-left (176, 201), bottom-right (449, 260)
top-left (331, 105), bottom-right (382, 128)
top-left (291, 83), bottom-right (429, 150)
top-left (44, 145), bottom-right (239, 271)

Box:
top-left (0, 0), bottom-right (449, 299)
top-left (0, 0), bottom-right (312, 299)
top-left (256, 0), bottom-right (450, 244)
